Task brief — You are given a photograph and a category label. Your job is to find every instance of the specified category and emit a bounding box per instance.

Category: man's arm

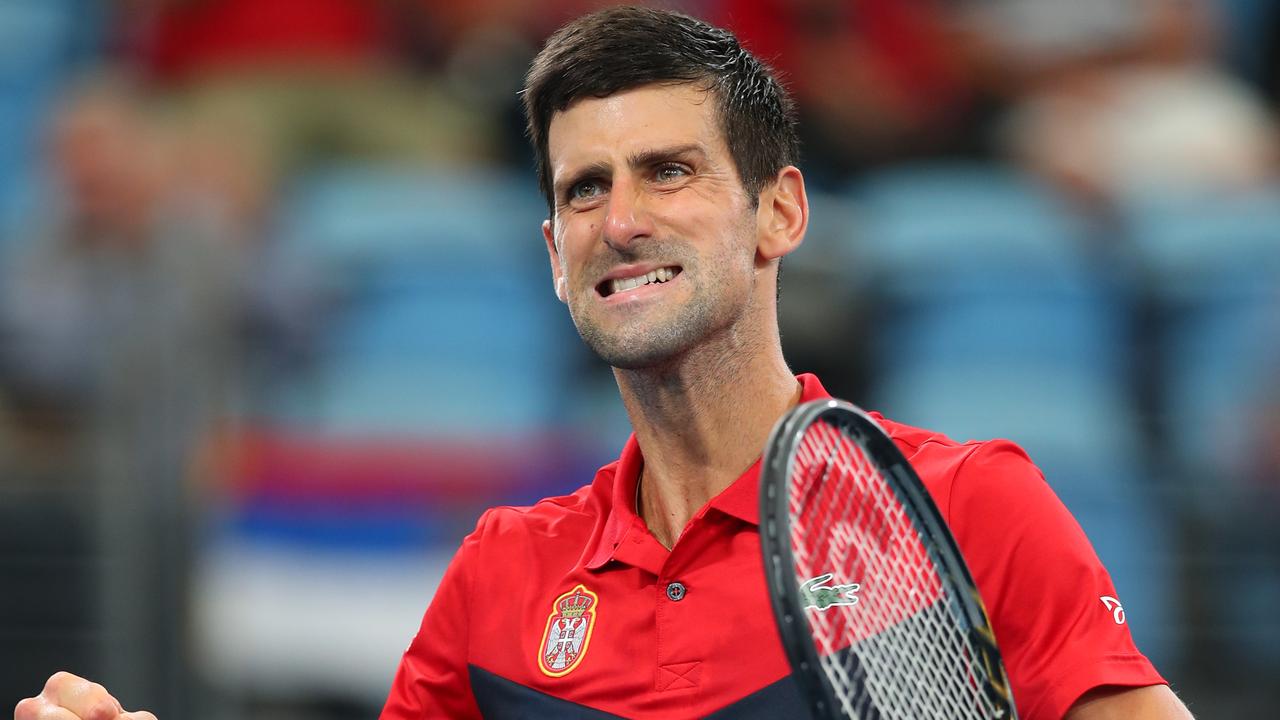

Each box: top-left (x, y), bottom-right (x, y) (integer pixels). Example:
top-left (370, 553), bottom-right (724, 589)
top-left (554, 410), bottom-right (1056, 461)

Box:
top-left (1066, 684), bottom-right (1195, 719)
top-left (381, 512), bottom-right (489, 719)
top-left (944, 441), bottom-right (1177, 718)
top-left (14, 671), bottom-right (156, 720)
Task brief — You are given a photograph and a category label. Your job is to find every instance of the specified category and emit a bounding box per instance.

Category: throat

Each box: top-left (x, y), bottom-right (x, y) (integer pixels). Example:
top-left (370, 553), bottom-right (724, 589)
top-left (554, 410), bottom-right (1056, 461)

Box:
top-left (636, 466), bottom-right (682, 550)
top-left (634, 462), bottom-right (735, 551)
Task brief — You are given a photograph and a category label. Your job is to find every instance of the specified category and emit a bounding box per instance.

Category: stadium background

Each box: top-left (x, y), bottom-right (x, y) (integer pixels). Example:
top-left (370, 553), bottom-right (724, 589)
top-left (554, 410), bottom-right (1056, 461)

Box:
top-left (1, 0), bottom-right (1278, 717)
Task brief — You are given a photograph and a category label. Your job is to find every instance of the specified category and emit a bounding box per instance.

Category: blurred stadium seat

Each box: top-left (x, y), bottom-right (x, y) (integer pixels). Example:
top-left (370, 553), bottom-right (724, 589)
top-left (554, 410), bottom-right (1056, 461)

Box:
top-left (0, 0), bottom-right (72, 88)
top-left (1124, 187), bottom-right (1280, 300)
top-left (849, 164), bottom-right (1130, 379)
top-left (873, 365), bottom-right (1140, 465)
top-left (0, 0), bottom-right (79, 254)
top-left (849, 164), bottom-right (1089, 272)
top-left (1123, 187), bottom-right (1280, 514)
top-left (1122, 186), bottom-right (1280, 671)
top-left (264, 165), bottom-right (575, 436)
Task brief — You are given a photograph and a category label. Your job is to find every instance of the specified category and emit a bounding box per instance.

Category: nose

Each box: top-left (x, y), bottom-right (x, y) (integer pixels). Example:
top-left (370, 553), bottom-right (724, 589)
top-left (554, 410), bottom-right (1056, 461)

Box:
top-left (601, 177), bottom-right (654, 252)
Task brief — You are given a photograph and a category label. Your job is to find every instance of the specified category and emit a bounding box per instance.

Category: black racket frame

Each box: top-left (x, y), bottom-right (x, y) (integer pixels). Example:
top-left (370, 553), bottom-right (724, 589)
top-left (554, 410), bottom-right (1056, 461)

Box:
top-left (759, 398), bottom-right (1017, 720)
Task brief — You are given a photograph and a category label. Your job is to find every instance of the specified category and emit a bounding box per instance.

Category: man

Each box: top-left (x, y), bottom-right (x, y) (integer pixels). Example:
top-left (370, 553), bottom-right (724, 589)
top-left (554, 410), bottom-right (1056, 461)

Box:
top-left (16, 6), bottom-right (1194, 720)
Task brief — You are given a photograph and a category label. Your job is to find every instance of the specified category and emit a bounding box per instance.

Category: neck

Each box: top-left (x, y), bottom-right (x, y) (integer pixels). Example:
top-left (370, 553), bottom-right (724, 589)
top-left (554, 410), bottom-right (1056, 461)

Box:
top-left (617, 324), bottom-right (800, 549)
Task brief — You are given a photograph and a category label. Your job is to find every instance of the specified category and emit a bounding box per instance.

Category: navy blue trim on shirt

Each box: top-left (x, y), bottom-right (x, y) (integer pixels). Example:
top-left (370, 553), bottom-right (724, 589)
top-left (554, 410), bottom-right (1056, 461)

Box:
top-left (467, 665), bottom-right (813, 719)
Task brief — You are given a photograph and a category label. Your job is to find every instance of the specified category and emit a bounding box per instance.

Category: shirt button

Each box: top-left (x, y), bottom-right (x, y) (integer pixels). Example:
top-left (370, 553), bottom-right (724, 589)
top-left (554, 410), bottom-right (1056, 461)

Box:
top-left (665, 582), bottom-right (687, 602)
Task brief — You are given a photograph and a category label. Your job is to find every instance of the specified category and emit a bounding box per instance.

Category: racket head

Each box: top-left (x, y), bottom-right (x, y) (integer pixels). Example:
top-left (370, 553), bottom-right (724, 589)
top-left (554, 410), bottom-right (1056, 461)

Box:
top-left (760, 399), bottom-right (1016, 720)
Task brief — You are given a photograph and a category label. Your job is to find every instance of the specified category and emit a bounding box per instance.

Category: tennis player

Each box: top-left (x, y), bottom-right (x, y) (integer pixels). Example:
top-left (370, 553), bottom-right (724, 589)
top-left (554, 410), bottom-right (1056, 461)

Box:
top-left (17, 6), bottom-right (1195, 720)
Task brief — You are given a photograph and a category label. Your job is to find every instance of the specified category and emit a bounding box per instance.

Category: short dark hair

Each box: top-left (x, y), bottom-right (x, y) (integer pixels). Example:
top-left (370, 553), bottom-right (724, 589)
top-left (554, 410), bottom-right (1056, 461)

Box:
top-left (522, 6), bottom-right (798, 214)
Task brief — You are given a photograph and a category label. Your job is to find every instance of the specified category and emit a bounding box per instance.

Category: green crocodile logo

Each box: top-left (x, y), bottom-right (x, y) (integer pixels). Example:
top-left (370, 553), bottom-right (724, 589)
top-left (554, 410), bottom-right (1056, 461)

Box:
top-left (800, 573), bottom-right (861, 611)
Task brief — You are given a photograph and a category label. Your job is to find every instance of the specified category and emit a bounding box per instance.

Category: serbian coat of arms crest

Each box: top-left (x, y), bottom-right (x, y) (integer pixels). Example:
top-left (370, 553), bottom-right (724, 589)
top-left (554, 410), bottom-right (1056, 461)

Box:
top-left (537, 584), bottom-right (599, 677)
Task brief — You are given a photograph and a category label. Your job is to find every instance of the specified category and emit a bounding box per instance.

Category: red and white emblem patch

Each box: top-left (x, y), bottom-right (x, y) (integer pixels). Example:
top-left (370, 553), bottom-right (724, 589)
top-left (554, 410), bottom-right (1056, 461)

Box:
top-left (537, 584), bottom-right (599, 677)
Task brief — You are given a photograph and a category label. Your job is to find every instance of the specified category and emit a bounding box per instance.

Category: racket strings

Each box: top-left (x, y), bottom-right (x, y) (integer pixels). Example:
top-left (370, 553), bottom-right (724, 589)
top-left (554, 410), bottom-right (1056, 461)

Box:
top-left (788, 419), bottom-right (1001, 720)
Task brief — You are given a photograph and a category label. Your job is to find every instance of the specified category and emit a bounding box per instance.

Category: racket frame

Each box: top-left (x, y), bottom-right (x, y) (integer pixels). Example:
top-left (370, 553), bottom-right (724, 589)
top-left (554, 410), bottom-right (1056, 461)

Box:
top-left (759, 398), bottom-right (1016, 720)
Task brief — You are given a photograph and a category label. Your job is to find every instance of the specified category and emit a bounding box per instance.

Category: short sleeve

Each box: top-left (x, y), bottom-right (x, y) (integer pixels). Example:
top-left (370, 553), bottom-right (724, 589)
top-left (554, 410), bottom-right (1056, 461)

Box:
top-left (380, 512), bottom-right (489, 720)
top-left (945, 441), bottom-right (1166, 720)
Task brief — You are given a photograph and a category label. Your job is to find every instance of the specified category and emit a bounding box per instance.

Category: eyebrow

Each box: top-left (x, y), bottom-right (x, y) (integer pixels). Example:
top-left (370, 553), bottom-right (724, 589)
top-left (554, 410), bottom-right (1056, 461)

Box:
top-left (554, 143), bottom-right (707, 201)
top-left (627, 143), bottom-right (705, 170)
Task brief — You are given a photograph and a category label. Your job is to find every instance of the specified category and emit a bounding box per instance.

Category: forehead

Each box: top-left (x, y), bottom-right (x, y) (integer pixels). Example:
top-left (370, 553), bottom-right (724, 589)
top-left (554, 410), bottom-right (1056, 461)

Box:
top-left (546, 83), bottom-right (727, 172)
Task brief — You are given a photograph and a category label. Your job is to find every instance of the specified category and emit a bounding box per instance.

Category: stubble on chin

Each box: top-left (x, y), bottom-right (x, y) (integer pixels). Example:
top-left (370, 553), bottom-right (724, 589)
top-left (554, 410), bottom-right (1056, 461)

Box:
top-left (576, 310), bottom-right (700, 369)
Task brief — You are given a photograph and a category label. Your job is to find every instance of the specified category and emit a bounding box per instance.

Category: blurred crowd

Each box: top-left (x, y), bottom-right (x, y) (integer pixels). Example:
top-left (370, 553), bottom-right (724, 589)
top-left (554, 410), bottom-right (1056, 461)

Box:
top-left (1, 0), bottom-right (1279, 718)
top-left (5, 0), bottom-right (1277, 410)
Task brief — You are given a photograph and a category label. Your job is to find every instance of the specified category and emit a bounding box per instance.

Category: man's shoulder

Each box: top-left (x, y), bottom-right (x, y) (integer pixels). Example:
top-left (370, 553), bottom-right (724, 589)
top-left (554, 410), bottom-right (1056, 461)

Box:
top-left (481, 483), bottom-right (595, 527)
top-left (469, 460), bottom-right (620, 545)
top-left (872, 412), bottom-right (1042, 505)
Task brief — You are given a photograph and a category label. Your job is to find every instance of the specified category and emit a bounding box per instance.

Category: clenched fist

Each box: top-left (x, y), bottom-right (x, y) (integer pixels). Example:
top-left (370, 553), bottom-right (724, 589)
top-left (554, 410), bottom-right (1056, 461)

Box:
top-left (13, 672), bottom-right (156, 720)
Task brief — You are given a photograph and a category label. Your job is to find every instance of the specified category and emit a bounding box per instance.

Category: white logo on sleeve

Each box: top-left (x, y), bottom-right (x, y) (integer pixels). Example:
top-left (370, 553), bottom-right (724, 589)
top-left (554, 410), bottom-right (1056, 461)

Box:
top-left (1100, 596), bottom-right (1126, 624)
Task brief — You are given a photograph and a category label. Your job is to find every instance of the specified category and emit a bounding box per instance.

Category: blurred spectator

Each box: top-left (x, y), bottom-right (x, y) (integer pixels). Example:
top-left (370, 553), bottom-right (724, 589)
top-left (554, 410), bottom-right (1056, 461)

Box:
top-left (0, 75), bottom-right (243, 422)
top-left (0, 73), bottom-right (238, 712)
top-left (0, 72), bottom-right (296, 715)
top-left (988, 0), bottom-right (1279, 208)
top-left (109, 0), bottom-right (503, 185)
top-left (714, 0), bottom-right (990, 187)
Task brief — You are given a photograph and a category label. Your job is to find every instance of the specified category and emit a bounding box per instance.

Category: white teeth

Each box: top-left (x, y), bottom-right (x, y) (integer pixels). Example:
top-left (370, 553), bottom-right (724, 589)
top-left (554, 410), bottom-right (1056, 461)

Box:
top-left (607, 267), bottom-right (677, 296)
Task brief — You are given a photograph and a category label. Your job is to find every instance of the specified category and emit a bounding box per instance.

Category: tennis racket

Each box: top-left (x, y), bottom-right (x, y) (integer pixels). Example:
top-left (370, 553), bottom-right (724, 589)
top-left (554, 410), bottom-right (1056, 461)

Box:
top-left (759, 398), bottom-right (1017, 720)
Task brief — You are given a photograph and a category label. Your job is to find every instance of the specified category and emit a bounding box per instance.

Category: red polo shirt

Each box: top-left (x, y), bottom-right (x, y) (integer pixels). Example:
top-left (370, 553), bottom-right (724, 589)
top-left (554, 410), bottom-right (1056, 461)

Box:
top-left (382, 374), bottom-right (1164, 719)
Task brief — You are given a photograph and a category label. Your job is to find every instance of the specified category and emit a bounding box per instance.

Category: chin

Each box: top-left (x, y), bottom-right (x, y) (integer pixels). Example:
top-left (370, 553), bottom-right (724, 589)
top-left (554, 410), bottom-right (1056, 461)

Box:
top-left (575, 319), bottom-right (693, 371)
top-left (569, 289), bottom-right (732, 371)
top-left (585, 335), bottom-right (687, 370)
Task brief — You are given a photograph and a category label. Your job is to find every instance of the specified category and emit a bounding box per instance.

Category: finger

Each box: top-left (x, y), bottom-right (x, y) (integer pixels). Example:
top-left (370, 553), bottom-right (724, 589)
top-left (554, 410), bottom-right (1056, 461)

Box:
top-left (41, 672), bottom-right (123, 720)
top-left (14, 696), bottom-right (81, 720)
top-left (118, 713), bottom-right (158, 720)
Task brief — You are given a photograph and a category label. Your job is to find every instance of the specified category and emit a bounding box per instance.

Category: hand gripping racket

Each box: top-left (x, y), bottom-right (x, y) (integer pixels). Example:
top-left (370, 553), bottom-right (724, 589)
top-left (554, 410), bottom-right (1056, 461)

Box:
top-left (760, 399), bottom-right (1017, 720)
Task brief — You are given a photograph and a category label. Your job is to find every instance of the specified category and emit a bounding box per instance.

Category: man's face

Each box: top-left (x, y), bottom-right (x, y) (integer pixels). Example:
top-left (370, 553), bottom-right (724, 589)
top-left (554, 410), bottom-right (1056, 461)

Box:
top-left (543, 83), bottom-right (762, 369)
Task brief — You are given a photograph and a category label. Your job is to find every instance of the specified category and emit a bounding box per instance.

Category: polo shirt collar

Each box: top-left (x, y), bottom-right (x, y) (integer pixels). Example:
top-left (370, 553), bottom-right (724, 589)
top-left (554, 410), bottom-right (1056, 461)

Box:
top-left (585, 373), bottom-right (833, 571)
top-left (585, 433), bottom-right (645, 570)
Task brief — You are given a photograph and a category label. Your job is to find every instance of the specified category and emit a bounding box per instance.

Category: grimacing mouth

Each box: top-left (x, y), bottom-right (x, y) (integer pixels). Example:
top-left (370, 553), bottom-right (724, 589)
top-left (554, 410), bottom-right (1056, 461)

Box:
top-left (596, 266), bottom-right (683, 298)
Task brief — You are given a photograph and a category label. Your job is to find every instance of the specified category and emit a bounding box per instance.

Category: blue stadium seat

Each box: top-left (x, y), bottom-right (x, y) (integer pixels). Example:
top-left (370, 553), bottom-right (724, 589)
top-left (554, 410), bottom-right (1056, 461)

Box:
top-left (275, 166), bottom-right (550, 265)
top-left (849, 163), bottom-right (1131, 380)
top-left (1124, 188), bottom-right (1280, 301)
top-left (0, 0), bottom-right (74, 93)
top-left (1122, 188), bottom-right (1280, 491)
top-left (791, 189), bottom-right (868, 285)
top-left (849, 164), bottom-right (1090, 277)
top-left (0, 0), bottom-right (77, 154)
top-left (267, 166), bottom-right (576, 437)
top-left (1122, 188), bottom-right (1280, 673)
top-left (0, 0), bottom-right (90, 258)
top-left (1163, 302), bottom-right (1280, 475)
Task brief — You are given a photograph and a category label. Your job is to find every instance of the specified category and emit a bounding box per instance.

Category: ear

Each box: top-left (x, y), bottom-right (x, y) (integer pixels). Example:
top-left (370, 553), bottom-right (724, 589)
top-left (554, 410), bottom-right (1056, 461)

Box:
top-left (543, 218), bottom-right (568, 303)
top-left (755, 165), bottom-right (808, 262)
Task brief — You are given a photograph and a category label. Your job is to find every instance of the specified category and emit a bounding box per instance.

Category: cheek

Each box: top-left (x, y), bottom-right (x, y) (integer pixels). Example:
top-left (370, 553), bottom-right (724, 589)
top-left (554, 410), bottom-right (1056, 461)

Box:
top-left (714, 222), bottom-right (763, 289)
top-left (711, 214), bottom-right (757, 264)
top-left (574, 224), bottom-right (600, 262)
top-left (559, 225), bottom-right (600, 284)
